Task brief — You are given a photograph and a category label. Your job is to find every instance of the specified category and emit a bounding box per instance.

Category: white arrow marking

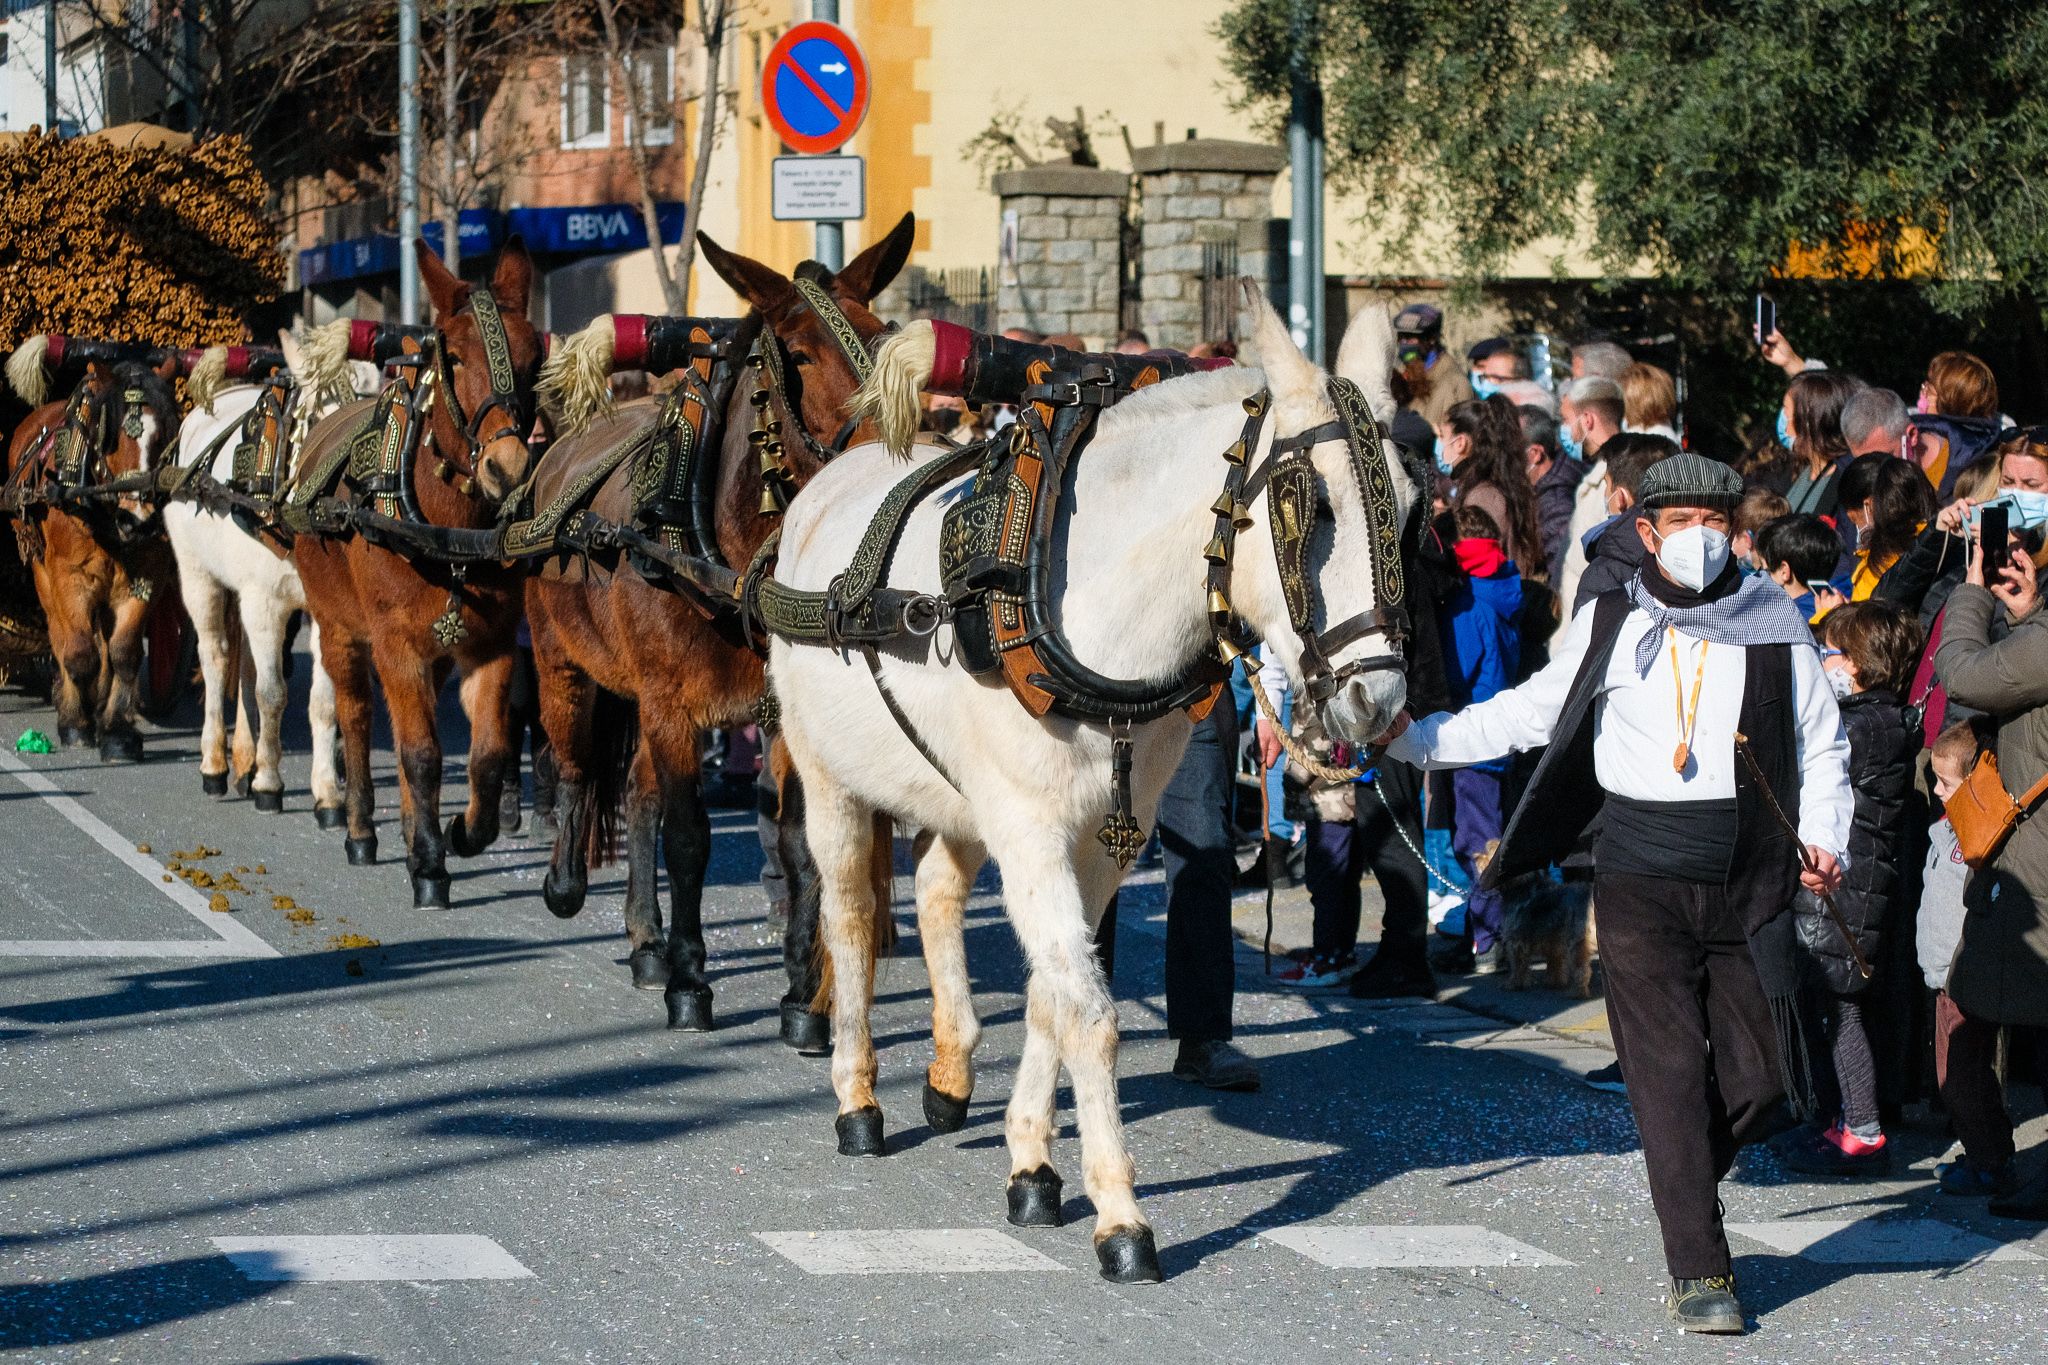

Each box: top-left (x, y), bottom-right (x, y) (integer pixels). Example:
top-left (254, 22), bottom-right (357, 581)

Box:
top-left (818, 61), bottom-right (848, 74)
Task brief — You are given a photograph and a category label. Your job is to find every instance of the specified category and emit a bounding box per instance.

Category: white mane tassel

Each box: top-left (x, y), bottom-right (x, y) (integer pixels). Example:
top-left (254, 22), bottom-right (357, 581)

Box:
top-left (537, 314), bottom-right (618, 437)
top-left (187, 345), bottom-right (230, 413)
top-left (6, 335), bottom-right (50, 407)
top-left (848, 318), bottom-right (934, 458)
top-left (299, 320), bottom-right (356, 409)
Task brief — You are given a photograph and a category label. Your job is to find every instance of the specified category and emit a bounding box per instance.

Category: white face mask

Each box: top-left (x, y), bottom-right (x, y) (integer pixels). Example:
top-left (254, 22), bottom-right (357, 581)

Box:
top-left (1824, 664), bottom-right (1856, 699)
top-left (1655, 524), bottom-right (1731, 592)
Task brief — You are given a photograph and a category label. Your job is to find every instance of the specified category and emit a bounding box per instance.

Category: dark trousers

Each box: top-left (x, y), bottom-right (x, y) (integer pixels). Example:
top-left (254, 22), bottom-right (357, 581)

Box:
top-left (1449, 767), bottom-right (1507, 952)
top-left (1936, 991), bottom-right (2014, 1169)
top-left (1597, 872), bottom-right (1783, 1279)
top-left (1302, 759), bottom-right (1430, 961)
top-left (1154, 702), bottom-right (1239, 1042)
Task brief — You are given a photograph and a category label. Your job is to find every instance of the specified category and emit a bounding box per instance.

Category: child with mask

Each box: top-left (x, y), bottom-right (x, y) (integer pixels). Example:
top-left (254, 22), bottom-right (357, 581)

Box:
top-left (1771, 601), bottom-right (1922, 1177)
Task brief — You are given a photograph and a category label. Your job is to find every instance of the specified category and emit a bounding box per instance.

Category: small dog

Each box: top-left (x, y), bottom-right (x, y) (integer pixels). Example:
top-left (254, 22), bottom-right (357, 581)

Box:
top-left (1476, 841), bottom-right (1597, 998)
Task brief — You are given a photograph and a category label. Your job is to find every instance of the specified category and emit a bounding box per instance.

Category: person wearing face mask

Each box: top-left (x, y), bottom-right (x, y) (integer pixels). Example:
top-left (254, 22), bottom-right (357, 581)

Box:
top-left (1556, 376), bottom-right (1629, 622)
top-left (1466, 337), bottom-right (1527, 402)
top-left (1777, 371), bottom-right (1862, 558)
top-left (1520, 405), bottom-right (1586, 586)
top-left (1836, 454), bottom-right (1937, 600)
top-left (1572, 434), bottom-right (1679, 611)
top-left (1876, 436), bottom-right (2048, 632)
top-left (1394, 303), bottom-right (1471, 429)
top-left (1377, 451), bottom-right (1852, 1335)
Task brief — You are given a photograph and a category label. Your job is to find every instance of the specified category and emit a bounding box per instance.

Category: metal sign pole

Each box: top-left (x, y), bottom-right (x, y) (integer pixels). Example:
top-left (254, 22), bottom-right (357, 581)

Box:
top-left (811, 0), bottom-right (843, 271)
top-left (43, 0), bottom-right (57, 132)
top-left (1286, 0), bottom-right (1323, 362)
top-left (397, 0), bottom-right (422, 325)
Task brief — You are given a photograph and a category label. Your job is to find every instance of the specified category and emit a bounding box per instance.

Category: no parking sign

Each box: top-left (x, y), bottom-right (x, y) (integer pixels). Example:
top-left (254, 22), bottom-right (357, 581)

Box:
top-left (760, 21), bottom-right (870, 156)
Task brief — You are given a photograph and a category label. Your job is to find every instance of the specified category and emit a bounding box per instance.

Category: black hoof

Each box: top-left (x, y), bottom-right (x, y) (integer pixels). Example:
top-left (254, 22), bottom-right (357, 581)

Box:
top-left (234, 771), bottom-right (253, 799)
top-left (98, 731), bottom-right (143, 765)
top-left (1095, 1227), bottom-right (1162, 1284)
top-left (252, 789), bottom-right (284, 814)
top-left (202, 771), bottom-right (229, 797)
top-left (58, 725), bottom-right (93, 749)
top-left (1006, 1165), bottom-right (1064, 1227)
top-left (629, 947), bottom-right (671, 991)
top-left (780, 1002), bottom-right (831, 1055)
top-left (665, 988), bottom-right (714, 1032)
top-left (445, 812), bottom-right (493, 858)
top-left (345, 835), bottom-right (378, 866)
top-left (314, 804), bottom-right (346, 830)
top-left (541, 871), bottom-right (585, 919)
top-left (411, 872), bottom-right (451, 909)
top-left (923, 1080), bottom-right (971, 1134)
top-left (835, 1106), bottom-right (885, 1157)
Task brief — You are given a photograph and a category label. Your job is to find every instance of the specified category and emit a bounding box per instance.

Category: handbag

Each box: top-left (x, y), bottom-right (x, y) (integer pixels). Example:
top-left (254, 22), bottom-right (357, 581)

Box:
top-left (1944, 748), bottom-right (2048, 869)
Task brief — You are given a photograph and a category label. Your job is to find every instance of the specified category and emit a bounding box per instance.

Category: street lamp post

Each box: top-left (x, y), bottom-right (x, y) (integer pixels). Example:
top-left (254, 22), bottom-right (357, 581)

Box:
top-left (1286, 0), bottom-right (1324, 362)
top-left (398, 0), bottom-right (422, 324)
top-left (810, 0), bottom-right (843, 271)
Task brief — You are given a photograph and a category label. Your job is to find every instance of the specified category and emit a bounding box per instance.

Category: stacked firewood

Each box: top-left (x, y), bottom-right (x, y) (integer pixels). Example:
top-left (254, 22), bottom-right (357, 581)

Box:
top-left (0, 131), bottom-right (283, 347)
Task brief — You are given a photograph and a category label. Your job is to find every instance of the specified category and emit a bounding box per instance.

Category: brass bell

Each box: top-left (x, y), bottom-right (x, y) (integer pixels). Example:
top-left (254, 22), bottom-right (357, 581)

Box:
top-left (1242, 393), bottom-right (1267, 416)
top-left (759, 448), bottom-right (784, 476)
top-left (1218, 636), bottom-right (1262, 671)
top-left (1231, 501), bottom-right (1254, 531)
top-left (434, 459), bottom-right (452, 480)
top-left (748, 428), bottom-right (770, 446)
top-left (1223, 439), bottom-right (1248, 465)
top-left (750, 389), bottom-right (771, 408)
top-left (1202, 532), bottom-right (1230, 565)
top-left (759, 483), bottom-right (787, 516)
top-left (749, 352), bottom-right (766, 370)
top-left (458, 476), bottom-right (476, 496)
top-left (1209, 491), bottom-right (1235, 519)
top-left (1207, 587), bottom-right (1232, 620)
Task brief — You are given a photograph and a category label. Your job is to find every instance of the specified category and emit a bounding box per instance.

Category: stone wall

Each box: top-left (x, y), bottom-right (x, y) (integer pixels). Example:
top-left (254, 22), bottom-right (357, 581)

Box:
top-left (1131, 139), bottom-right (1284, 352)
top-left (991, 163), bottom-right (1128, 347)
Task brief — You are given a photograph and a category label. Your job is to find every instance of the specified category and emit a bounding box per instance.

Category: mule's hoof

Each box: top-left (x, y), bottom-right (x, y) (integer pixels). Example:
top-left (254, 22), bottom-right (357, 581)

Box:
top-left (202, 771), bottom-right (229, 797)
top-left (445, 812), bottom-right (493, 858)
top-left (98, 731), bottom-right (142, 765)
top-left (1006, 1166), bottom-right (1064, 1227)
top-left (58, 725), bottom-right (93, 749)
top-left (665, 988), bottom-right (714, 1032)
top-left (252, 789), bottom-right (284, 814)
top-left (314, 805), bottom-right (346, 830)
top-left (780, 1002), bottom-right (831, 1055)
top-left (923, 1081), bottom-right (971, 1134)
top-left (234, 771), bottom-right (253, 799)
top-left (629, 947), bottom-right (671, 991)
top-left (411, 872), bottom-right (452, 909)
top-left (1095, 1227), bottom-right (1162, 1284)
top-left (835, 1106), bottom-right (885, 1157)
top-left (344, 835), bottom-right (378, 866)
top-left (541, 872), bottom-right (585, 920)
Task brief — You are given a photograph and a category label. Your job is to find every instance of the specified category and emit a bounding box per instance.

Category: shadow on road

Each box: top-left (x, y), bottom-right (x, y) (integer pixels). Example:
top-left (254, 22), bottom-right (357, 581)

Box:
top-left (0, 1255), bottom-right (283, 1349)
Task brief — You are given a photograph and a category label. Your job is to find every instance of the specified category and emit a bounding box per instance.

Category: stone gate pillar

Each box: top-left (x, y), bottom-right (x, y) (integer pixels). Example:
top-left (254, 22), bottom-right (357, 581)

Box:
top-left (992, 162), bottom-right (1129, 348)
top-left (1131, 138), bottom-right (1285, 352)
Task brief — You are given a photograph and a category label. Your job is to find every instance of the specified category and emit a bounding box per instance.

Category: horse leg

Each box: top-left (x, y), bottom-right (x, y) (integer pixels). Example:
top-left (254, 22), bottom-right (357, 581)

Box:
top-left (535, 651), bottom-right (595, 919)
top-left (619, 736), bottom-right (671, 990)
top-left (1001, 842), bottom-right (1159, 1283)
top-left (240, 599), bottom-right (289, 813)
top-left (35, 557), bottom-right (97, 747)
top-left (178, 570), bottom-right (233, 794)
top-left (305, 620), bottom-right (345, 827)
top-left (322, 628), bottom-right (378, 864)
top-left (1004, 974), bottom-right (1065, 1227)
top-left (446, 649), bottom-right (513, 856)
top-left (97, 586), bottom-right (149, 764)
top-left (772, 749), bottom-right (831, 1053)
top-left (377, 651), bottom-right (450, 908)
top-left (916, 829), bottom-right (987, 1134)
top-left (805, 765), bottom-right (885, 1156)
top-left (647, 718), bottom-right (713, 1031)
top-left (226, 611), bottom-right (257, 795)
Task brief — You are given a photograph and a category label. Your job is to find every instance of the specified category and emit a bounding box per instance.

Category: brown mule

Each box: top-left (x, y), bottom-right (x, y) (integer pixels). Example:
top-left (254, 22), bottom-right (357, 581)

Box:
top-left (4, 360), bottom-right (181, 761)
top-left (288, 241), bottom-right (544, 907)
top-left (524, 215), bottom-right (914, 1034)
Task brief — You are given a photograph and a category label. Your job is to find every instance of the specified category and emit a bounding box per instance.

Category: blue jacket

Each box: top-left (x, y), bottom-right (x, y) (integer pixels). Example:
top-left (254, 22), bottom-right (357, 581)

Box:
top-left (1443, 543), bottom-right (1524, 709)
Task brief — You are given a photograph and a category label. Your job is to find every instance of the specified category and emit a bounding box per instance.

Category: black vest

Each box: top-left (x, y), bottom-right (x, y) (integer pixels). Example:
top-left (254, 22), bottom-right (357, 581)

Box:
top-left (1479, 589), bottom-right (1802, 935)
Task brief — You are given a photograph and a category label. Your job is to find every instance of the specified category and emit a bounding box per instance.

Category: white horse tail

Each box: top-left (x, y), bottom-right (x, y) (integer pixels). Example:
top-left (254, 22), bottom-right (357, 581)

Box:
top-left (537, 314), bottom-right (617, 436)
top-left (847, 318), bottom-right (934, 458)
top-left (1333, 303), bottom-right (1400, 426)
top-left (187, 345), bottom-right (231, 413)
top-left (298, 319), bottom-right (357, 407)
top-left (810, 810), bottom-right (900, 1015)
top-left (6, 335), bottom-right (50, 408)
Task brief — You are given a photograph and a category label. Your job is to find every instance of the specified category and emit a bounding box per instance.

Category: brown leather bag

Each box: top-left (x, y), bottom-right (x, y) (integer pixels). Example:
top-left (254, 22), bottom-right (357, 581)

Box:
top-left (1945, 748), bottom-right (2048, 869)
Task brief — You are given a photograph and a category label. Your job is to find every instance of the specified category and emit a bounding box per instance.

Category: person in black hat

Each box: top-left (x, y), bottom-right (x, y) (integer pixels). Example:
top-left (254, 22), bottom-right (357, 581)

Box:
top-left (1394, 303), bottom-right (1471, 429)
top-left (1379, 451), bottom-right (1852, 1335)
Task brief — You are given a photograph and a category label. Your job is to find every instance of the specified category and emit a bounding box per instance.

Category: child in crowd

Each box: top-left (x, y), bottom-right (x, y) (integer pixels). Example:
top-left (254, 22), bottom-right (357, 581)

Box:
top-left (1917, 722), bottom-right (1977, 999)
top-left (1435, 506), bottom-right (1523, 974)
top-left (1754, 512), bottom-right (1849, 622)
top-left (1774, 601), bottom-right (1922, 1177)
top-left (1734, 487), bottom-right (1790, 572)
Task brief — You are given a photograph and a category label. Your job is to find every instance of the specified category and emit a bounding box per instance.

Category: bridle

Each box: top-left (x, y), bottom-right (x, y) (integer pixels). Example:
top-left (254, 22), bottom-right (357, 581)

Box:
top-left (429, 286), bottom-right (533, 480)
top-left (1212, 375), bottom-right (1410, 708)
top-left (750, 270), bottom-right (891, 492)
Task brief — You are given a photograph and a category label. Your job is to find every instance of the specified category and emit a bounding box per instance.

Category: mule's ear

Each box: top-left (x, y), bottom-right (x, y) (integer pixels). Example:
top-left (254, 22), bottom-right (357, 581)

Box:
top-left (698, 231), bottom-right (795, 315)
top-left (1238, 278), bottom-right (1320, 407)
top-left (491, 235), bottom-right (534, 314)
top-left (1333, 305), bottom-right (1399, 425)
top-left (85, 359), bottom-right (111, 388)
top-left (416, 239), bottom-right (467, 319)
top-left (277, 328), bottom-right (305, 376)
top-left (833, 212), bottom-right (915, 305)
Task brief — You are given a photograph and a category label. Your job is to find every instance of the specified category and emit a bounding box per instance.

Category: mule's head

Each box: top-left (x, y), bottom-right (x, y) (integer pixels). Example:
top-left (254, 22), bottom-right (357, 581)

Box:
top-left (417, 237), bottom-right (542, 501)
top-left (95, 357), bottom-right (180, 529)
top-left (698, 212), bottom-right (915, 478)
top-left (1234, 290), bottom-right (1416, 747)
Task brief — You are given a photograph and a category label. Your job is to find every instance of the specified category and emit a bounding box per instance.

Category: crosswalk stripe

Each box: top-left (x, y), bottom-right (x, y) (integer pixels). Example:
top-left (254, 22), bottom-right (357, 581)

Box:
top-left (756, 1229), bottom-right (1067, 1274)
top-left (1727, 1220), bottom-right (2043, 1264)
top-left (1262, 1225), bottom-right (1574, 1268)
top-left (211, 1235), bottom-right (533, 1281)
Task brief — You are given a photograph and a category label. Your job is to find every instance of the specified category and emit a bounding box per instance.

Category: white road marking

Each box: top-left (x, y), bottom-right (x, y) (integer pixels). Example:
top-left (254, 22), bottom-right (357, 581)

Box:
top-left (212, 1235), bottom-right (533, 1281)
top-left (1728, 1220), bottom-right (2043, 1264)
top-left (0, 749), bottom-right (277, 959)
top-left (1263, 1225), bottom-right (1573, 1268)
top-left (756, 1229), bottom-right (1067, 1274)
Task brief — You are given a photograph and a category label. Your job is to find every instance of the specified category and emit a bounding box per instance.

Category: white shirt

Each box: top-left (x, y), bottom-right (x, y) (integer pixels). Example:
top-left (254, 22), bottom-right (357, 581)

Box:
top-left (1387, 600), bottom-right (1853, 862)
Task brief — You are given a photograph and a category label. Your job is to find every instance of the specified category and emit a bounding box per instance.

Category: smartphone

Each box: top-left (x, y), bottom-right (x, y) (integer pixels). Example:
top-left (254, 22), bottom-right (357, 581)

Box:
top-left (1805, 579), bottom-right (1833, 598)
top-left (1754, 294), bottom-right (1777, 346)
top-left (1982, 504), bottom-right (2011, 576)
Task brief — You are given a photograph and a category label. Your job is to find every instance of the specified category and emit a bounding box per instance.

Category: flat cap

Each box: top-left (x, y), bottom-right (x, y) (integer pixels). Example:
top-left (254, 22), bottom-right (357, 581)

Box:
top-left (1638, 450), bottom-right (1743, 509)
top-left (1392, 304), bottom-right (1442, 335)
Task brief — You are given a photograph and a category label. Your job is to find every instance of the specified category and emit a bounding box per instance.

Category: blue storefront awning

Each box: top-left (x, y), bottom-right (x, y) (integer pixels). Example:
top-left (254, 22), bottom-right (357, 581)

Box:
top-left (299, 203), bottom-right (686, 287)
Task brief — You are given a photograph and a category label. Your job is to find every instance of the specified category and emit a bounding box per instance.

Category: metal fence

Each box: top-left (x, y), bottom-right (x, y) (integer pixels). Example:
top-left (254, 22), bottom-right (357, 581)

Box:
top-left (903, 265), bottom-right (994, 333)
top-left (1199, 237), bottom-right (1240, 347)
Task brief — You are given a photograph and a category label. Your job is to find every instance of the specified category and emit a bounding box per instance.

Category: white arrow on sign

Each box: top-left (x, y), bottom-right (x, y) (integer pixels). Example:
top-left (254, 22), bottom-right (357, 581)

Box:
top-left (819, 61), bottom-right (847, 74)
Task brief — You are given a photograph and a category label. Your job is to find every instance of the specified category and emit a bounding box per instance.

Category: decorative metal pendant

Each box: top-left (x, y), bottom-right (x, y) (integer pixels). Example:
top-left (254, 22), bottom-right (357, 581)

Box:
top-left (128, 576), bottom-right (153, 604)
top-left (1096, 732), bottom-right (1145, 869)
top-left (1673, 742), bottom-right (1689, 773)
top-left (431, 596), bottom-right (468, 648)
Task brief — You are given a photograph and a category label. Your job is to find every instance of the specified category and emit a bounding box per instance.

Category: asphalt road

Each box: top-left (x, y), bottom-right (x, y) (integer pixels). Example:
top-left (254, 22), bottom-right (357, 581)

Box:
top-left (3, 660), bottom-right (2048, 1364)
